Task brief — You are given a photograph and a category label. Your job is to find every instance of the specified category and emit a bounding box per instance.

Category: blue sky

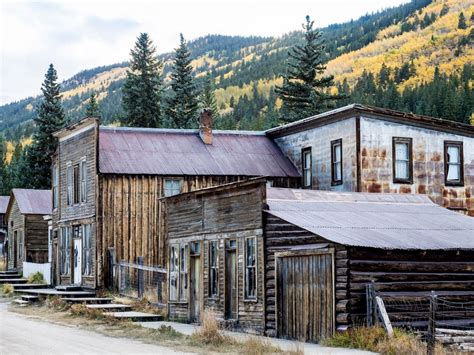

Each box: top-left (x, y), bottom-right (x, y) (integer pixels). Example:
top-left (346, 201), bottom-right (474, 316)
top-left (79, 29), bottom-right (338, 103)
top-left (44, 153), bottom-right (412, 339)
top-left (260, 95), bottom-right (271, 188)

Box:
top-left (0, 0), bottom-right (409, 105)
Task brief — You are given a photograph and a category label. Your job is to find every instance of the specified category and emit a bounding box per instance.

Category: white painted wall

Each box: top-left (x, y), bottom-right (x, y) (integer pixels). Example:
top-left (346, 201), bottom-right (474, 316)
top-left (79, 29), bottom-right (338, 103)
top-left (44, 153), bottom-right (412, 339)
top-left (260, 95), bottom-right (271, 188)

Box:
top-left (23, 262), bottom-right (51, 284)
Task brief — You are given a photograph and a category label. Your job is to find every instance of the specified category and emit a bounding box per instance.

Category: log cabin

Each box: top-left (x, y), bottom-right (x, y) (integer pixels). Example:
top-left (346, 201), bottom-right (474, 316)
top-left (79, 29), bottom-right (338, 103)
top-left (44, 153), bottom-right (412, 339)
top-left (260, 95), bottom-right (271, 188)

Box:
top-left (6, 189), bottom-right (52, 271)
top-left (165, 179), bottom-right (474, 342)
top-left (51, 110), bottom-right (300, 288)
top-left (267, 104), bottom-right (474, 216)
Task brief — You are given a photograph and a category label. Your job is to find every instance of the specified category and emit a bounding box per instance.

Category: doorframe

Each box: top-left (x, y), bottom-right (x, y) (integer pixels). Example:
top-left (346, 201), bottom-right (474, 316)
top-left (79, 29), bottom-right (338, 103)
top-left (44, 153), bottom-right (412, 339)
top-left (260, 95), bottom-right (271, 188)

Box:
top-left (188, 241), bottom-right (202, 322)
top-left (274, 247), bottom-right (335, 340)
top-left (224, 238), bottom-right (238, 320)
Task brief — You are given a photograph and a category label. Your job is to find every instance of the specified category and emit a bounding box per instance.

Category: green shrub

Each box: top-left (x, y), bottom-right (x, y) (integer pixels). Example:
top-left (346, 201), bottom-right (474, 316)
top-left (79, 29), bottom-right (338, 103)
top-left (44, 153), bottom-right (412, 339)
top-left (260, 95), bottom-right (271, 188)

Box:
top-left (27, 272), bottom-right (45, 284)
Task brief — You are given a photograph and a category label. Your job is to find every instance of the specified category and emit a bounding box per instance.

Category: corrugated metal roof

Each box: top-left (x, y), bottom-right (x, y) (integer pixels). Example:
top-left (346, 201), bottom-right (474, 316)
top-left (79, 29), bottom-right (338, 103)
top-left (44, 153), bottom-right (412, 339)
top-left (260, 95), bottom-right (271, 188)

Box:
top-left (10, 189), bottom-right (52, 215)
top-left (0, 196), bottom-right (9, 214)
top-left (266, 188), bottom-right (474, 250)
top-left (98, 127), bottom-right (300, 177)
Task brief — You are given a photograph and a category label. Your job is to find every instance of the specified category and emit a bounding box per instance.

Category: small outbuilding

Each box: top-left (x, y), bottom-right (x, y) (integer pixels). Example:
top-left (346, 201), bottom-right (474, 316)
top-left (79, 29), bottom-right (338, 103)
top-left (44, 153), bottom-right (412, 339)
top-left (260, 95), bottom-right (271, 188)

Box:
top-left (164, 179), bottom-right (474, 343)
top-left (6, 189), bottom-right (52, 270)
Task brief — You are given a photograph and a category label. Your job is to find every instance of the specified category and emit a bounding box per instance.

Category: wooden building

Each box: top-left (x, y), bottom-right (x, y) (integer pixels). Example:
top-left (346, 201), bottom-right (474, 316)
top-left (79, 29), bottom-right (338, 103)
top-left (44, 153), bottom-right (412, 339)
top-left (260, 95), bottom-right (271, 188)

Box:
top-left (6, 189), bottom-right (52, 270)
top-left (267, 104), bottom-right (474, 216)
top-left (165, 179), bottom-right (474, 342)
top-left (0, 196), bottom-right (8, 247)
top-left (51, 111), bottom-right (299, 288)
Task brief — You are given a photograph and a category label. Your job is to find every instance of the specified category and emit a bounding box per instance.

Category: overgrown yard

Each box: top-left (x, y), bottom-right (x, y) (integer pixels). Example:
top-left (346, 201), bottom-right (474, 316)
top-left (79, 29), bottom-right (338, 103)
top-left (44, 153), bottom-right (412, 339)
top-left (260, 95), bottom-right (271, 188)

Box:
top-left (6, 295), bottom-right (302, 354)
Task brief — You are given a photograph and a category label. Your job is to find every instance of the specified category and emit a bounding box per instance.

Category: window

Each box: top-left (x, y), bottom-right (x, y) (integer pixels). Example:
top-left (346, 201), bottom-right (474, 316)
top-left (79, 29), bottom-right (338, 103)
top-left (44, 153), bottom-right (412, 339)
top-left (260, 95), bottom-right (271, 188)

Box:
top-left (18, 230), bottom-right (24, 260)
top-left (82, 224), bottom-right (93, 276)
top-left (331, 139), bottom-right (343, 185)
top-left (179, 244), bottom-right (188, 301)
top-left (393, 137), bottom-right (413, 183)
top-left (209, 241), bottom-right (219, 298)
top-left (80, 159), bottom-right (87, 203)
top-left (169, 245), bottom-right (179, 301)
top-left (190, 241), bottom-right (200, 256)
top-left (301, 147), bottom-right (312, 188)
top-left (52, 164), bottom-right (59, 209)
top-left (245, 237), bottom-right (257, 299)
top-left (61, 227), bottom-right (71, 275)
top-left (73, 165), bottom-right (80, 204)
top-left (67, 164), bottom-right (73, 205)
top-left (444, 141), bottom-right (464, 186)
top-left (164, 179), bottom-right (182, 197)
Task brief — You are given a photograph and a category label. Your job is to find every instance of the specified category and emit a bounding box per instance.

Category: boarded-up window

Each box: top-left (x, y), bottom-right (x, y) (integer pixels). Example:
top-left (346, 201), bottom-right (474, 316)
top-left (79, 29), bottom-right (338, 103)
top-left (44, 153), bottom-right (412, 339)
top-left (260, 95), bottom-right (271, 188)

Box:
top-left (82, 224), bottom-right (92, 276)
top-left (73, 165), bottom-right (80, 204)
top-left (180, 244), bottom-right (188, 301)
top-left (302, 147), bottom-right (312, 188)
top-left (331, 139), bottom-right (343, 185)
top-left (67, 164), bottom-right (73, 205)
top-left (80, 159), bottom-right (87, 203)
top-left (209, 241), bottom-right (218, 298)
top-left (164, 179), bottom-right (182, 197)
top-left (61, 227), bottom-right (71, 275)
top-left (169, 245), bottom-right (179, 301)
top-left (52, 164), bottom-right (59, 209)
top-left (393, 137), bottom-right (412, 183)
top-left (245, 237), bottom-right (257, 299)
top-left (445, 141), bottom-right (463, 186)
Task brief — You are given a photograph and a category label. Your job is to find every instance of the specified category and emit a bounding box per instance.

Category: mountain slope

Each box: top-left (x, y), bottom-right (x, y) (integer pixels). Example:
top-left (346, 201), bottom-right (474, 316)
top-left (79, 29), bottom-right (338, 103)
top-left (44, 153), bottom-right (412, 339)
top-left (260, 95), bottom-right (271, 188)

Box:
top-left (1, 0), bottom-right (472, 140)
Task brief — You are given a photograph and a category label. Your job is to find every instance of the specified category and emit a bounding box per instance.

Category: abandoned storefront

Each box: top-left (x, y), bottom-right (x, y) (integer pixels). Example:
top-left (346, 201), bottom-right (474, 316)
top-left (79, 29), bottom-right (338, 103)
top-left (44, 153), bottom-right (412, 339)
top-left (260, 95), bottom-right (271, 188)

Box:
top-left (165, 179), bottom-right (474, 342)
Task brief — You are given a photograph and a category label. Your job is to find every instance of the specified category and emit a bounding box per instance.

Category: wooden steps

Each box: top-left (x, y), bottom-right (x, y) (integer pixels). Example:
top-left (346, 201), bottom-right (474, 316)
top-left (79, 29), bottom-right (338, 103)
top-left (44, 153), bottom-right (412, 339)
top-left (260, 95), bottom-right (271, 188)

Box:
top-left (15, 288), bottom-right (96, 298)
top-left (55, 285), bottom-right (83, 292)
top-left (86, 303), bottom-right (132, 312)
top-left (0, 270), bottom-right (21, 275)
top-left (104, 311), bottom-right (163, 322)
top-left (0, 273), bottom-right (22, 279)
top-left (61, 297), bottom-right (113, 304)
top-left (21, 295), bottom-right (39, 302)
top-left (12, 299), bottom-right (30, 306)
top-left (0, 278), bottom-right (27, 284)
top-left (13, 283), bottom-right (48, 290)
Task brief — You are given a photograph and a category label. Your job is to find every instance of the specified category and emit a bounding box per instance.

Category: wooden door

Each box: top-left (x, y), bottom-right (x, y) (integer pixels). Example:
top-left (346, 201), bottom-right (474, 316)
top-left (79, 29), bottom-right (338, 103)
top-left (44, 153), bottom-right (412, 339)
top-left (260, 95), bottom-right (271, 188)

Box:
top-left (276, 251), bottom-right (334, 343)
top-left (73, 238), bottom-right (82, 285)
top-left (190, 256), bottom-right (201, 322)
top-left (225, 249), bottom-right (237, 319)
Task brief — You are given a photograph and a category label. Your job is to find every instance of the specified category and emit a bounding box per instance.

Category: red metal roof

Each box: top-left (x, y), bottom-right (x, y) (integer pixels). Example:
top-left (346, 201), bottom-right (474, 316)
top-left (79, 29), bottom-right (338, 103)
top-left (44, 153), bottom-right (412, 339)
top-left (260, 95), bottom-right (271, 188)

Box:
top-left (10, 189), bottom-right (52, 215)
top-left (98, 127), bottom-right (300, 177)
top-left (0, 196), bottom-right (9, 214)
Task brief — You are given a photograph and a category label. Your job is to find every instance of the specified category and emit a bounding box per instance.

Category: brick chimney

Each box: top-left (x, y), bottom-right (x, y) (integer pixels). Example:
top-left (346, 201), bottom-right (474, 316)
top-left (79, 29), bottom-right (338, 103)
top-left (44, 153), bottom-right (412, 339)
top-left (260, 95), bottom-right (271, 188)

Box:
top-left (199, 108), bottom-right (213, 145)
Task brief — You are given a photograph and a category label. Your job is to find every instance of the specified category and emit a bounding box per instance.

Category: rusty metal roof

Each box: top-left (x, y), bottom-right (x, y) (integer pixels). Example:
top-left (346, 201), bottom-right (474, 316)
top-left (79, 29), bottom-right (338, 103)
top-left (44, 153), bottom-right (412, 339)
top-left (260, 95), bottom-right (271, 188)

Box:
top-left (266, 188), bottom-right (474, 250)
top-left (0, 196), bottom-right (9, 214)
top-left (98, 127), bottom-right (300, 177)
top-left (9, 189), bottom-right (52, 215)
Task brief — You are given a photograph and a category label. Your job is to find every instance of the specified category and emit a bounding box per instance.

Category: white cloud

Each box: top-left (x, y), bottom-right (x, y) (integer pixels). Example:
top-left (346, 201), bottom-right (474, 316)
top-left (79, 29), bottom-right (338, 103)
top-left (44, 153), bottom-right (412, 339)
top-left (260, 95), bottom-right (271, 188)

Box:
top-left (0, 0), bottom-right (409, 104)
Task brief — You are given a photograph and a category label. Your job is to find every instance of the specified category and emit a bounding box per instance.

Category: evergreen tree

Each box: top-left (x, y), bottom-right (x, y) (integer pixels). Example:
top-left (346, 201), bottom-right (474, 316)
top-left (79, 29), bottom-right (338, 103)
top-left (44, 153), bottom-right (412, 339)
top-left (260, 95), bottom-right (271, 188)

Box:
top-left (200, 73), bottom-right (219, 119)
top-left (27, 64), bottom-right (67, 189)
top-left (276, 16), bottom-right (340, 123)
top-left (440, 4), bottom-right (449, 17)
top-left (166, 34), bottom-right (199, 128)
top-left (122, 33), bottom-right (163, 128)
top-left (85, 92), bottom-right (100, 117)
top-left (0, 135), bottom-right (8, 195)
top-left (458, 12), bottom-right (467, 29)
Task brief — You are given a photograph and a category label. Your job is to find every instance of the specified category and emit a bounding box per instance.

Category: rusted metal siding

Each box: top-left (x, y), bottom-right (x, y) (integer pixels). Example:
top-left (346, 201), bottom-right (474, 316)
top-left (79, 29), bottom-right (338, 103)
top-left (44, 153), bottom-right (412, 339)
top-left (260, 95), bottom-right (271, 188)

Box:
top-left (359, 116), bottom-right (474, 216)
top-left (273, 118), bottom-right (358, 191)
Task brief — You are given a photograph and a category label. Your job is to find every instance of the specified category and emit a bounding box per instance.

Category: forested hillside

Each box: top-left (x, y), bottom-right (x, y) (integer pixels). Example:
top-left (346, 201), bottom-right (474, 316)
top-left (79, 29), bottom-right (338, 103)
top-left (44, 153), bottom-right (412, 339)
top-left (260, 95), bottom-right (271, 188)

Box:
top-left (0, 0), bottom-right (472, 142)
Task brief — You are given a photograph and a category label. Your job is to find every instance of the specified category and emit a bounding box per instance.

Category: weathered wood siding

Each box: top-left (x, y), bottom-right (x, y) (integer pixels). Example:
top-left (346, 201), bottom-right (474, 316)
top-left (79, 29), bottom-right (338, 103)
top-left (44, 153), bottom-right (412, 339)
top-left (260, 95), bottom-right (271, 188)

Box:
top-left (7, 198), bottom-right (25, 270)
top-left (166, 182), bottom-right (267, 333)
top-left (24, 214), bottom-right (48, 263)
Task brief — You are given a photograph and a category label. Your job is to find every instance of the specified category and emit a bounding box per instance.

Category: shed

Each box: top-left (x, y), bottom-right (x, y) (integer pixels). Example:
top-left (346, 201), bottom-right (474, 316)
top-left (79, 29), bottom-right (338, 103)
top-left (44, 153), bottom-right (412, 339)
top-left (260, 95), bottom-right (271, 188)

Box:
top-left (165, 180), bottom-right (474, 343)
top-left (6, 189), bottom-right (52, 270)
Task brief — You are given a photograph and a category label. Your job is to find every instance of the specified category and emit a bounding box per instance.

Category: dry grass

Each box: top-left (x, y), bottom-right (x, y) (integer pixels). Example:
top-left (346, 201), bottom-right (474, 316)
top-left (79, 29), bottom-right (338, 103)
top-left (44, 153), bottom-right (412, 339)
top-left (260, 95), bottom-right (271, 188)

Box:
top-left (0, 258), bottom-right (6, 271)
top-left (1, 283), bottom-right (14, 296)
top-left (45, 295), bottom-right (70, 311)
top-left (238, 336), bottom-right (282, 354)
top-left (323, 327), bottom-right (449, 355)
top-left (191, 310), bottom-right (235, 347)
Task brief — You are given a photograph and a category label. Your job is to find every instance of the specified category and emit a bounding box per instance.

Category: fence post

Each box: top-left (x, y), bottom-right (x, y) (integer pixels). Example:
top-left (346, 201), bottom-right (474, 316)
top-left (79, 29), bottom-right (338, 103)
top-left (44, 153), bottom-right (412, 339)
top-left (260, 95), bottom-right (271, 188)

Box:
top-left (427, 291), bottom-right (437, 355)
top-left (371, 280), bottom-right (378, 326)
top-left (366, 283), bottom-right (373, 326)
top-left (137, 256), bottom-right (144, 299)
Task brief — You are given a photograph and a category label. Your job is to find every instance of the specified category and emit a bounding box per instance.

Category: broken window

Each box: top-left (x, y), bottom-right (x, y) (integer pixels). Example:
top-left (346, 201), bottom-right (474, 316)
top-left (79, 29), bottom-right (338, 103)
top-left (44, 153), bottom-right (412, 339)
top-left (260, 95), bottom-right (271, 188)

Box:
top-left (393, 137), bottom-right (413, 183)
top-left (331, 139), bottom-right (343, 185)
top-left (209, 241), bottom-right (218, 298)
top-left (445, 141), bottom-right (463, 186)
top-left (164, 179), bottom-right (182, 197)
top-left (245, 237), bottom-right (257, 299)
top-left (301, 147), bottom-right (312, 188)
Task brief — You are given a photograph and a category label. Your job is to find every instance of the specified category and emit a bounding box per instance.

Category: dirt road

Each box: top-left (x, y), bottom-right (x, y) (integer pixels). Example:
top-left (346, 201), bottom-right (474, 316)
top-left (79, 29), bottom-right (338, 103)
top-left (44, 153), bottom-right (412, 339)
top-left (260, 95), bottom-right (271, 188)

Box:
top-left (0, 301), bottom-right (191, 354)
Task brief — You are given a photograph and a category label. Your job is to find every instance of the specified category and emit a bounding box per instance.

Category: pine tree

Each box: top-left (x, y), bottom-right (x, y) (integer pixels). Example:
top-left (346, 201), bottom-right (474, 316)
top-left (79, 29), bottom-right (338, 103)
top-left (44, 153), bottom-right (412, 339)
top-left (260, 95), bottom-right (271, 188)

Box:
top-left (166, 34), bottom-right (199, 128)
top-left (86, 92), bottom-right (100, 117)
top-left (458, 12), bottom-right (467, 30)
top-left (0, 135), bottom-right (9, 195)
top-left (276, 16), bottom-right (340, 123)
top-left (439, 4), bottom-right (449, 17)
top-left (27, 64), bottom-right (67, 189)
top-left (122, 33), bottom-right (163, 128)
top-left (200, 73), bottom-right (219, 119)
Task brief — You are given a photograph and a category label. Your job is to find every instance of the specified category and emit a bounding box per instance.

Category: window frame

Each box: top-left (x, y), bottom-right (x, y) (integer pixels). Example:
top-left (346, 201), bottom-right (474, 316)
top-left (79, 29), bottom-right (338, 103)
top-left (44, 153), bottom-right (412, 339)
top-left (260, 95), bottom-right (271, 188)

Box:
top-left (80, 158), bottom-right (87, 203)
top-left (164, 178), bottom-right (182, 197)
top-left (301, 147), bottom-right (312, 189)
top-left (73, 164), bottom-right (80, 205)
top-left (52, 164), bottom-right (59, 210)
top-left (444, 141), bottom-right (464, 186)
top-left (66, 163), bottom-right (73, 206)
top-left (392, 137), bottom-right (413, 184)
top-left (61, 227), bottom-right (71, 275)
top-left (244, 236), bottom-right (257, 301)
top-left (82, 224), bottom-right (93, 276)
top-left (169, 245), bottom-right (179, 302)
top-left (179, 244), bottom-right (188, 301)
top-left (331, 139), bottom-right (343, 186)
top-left (18, 230), bottom-right (24, 260)
top-left (209, 240), bottom-right (219, 299)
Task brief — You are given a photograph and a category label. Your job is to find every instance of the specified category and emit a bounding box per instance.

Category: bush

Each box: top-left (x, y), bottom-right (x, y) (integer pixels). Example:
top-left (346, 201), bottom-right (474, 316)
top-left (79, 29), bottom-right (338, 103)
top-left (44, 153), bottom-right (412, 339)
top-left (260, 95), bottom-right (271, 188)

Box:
top-left (27, 272), bottom-right (45, 284)
top-left (46, 295), bottom-right (70, 311)
top-left (239, 336), bottom-right (282, 354)
top-left (191, 310), bottom-right (234, 346)
top-left (2, 283), bottom-right (14, 296)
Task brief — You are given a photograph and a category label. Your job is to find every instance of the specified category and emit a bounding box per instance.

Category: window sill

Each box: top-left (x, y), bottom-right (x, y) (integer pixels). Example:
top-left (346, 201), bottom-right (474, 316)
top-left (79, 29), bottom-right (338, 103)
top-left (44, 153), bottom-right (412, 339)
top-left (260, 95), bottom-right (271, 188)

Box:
top-left (331, 181), bottom-right (343, 186)
top-left (393, 179), bottom-right (413, 184)
top-left (445, 181), bottom-right (464, 187)
top-left (168, 300), bottom-right (188, 305)
top-left (243, 298), bottom-right (258, 303)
